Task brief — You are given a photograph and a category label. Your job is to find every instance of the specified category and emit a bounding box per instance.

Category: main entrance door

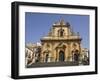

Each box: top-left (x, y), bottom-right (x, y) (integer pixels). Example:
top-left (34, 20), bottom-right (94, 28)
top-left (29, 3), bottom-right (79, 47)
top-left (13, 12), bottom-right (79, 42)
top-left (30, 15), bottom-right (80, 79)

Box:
top-left (59, 51), bottom-right (65, 62)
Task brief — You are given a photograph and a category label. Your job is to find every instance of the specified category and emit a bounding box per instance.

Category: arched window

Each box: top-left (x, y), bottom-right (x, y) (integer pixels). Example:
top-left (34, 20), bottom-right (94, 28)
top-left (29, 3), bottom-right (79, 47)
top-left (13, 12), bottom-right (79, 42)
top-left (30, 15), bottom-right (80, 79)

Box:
top-left (44, 50), bottom-right (51, 62)
top-left (72, 49), bottom-right (79, 62)
top-left (58, 29), bottom-right (64, 37)
top-left (60, 30), bottom-right (63, 37)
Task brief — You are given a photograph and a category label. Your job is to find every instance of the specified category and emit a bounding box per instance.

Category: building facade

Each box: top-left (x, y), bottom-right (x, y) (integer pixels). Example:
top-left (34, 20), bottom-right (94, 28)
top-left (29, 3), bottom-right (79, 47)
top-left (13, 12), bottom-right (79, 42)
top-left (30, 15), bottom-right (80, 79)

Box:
top-left (25, 43), bottom-right (42, 66)
top-left (40, 19), bottom-right (82, 63)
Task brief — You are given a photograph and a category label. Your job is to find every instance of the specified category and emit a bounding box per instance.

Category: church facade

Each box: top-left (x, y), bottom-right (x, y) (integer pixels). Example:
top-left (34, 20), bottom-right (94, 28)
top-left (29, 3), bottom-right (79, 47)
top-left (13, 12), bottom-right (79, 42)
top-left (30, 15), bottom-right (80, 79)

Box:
top-left (40, 19), bottom-right (82, 63)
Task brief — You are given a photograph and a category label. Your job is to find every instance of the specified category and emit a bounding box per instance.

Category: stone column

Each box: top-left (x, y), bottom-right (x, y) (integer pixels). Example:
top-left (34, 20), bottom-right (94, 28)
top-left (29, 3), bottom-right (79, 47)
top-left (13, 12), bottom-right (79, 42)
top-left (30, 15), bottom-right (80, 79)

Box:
top-left (79, 42), bottom-right (81, 54)
top-left (67, 42), bottom-right (72, 61)
top-left (78, 42), bottom-right (82, 63)
top-left (51, 42), bottom-right (55, 62)
top-left (65, 47), bottom-right (67, 61)
top-left (56, 48), bottom-right (59, 62)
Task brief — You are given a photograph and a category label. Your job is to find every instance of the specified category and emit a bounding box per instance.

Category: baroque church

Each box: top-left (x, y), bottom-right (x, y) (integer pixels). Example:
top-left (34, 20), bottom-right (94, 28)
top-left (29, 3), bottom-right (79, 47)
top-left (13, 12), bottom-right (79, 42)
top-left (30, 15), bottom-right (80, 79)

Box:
top-left (40, 19), bottom-right (82, 63)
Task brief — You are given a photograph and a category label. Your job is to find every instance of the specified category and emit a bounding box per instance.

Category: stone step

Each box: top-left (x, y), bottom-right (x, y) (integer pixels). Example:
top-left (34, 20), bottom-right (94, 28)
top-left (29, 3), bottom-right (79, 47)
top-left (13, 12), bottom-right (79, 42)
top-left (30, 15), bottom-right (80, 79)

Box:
top-left (26, 61), bottom-right (79, 68)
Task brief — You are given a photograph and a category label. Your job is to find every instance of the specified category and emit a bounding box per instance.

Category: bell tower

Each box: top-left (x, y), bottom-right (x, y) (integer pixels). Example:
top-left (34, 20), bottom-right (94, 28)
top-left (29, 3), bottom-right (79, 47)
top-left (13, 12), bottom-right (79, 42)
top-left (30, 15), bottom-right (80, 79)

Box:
top-left (51, 19), bottom-right (72, 38)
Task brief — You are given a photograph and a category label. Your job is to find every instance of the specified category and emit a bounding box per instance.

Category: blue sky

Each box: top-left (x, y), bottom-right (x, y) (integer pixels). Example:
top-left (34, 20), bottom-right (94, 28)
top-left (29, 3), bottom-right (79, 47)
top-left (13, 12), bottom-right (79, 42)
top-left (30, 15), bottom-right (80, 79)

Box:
top-left (25, 12), bottom-right (89, 49)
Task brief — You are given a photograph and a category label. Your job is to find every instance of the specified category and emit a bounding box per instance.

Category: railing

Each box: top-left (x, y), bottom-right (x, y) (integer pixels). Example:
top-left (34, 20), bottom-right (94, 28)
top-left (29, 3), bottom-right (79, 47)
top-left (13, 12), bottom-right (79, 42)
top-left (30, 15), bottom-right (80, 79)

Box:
top-left (41, 35), bottom-right (81, 40)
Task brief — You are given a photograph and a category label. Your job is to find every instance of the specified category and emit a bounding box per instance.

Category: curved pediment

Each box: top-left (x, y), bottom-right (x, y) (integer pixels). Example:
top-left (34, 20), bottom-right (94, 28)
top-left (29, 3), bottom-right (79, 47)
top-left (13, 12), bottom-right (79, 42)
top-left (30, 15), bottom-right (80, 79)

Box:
top-left (56, 42), bottom-right (67, 49)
